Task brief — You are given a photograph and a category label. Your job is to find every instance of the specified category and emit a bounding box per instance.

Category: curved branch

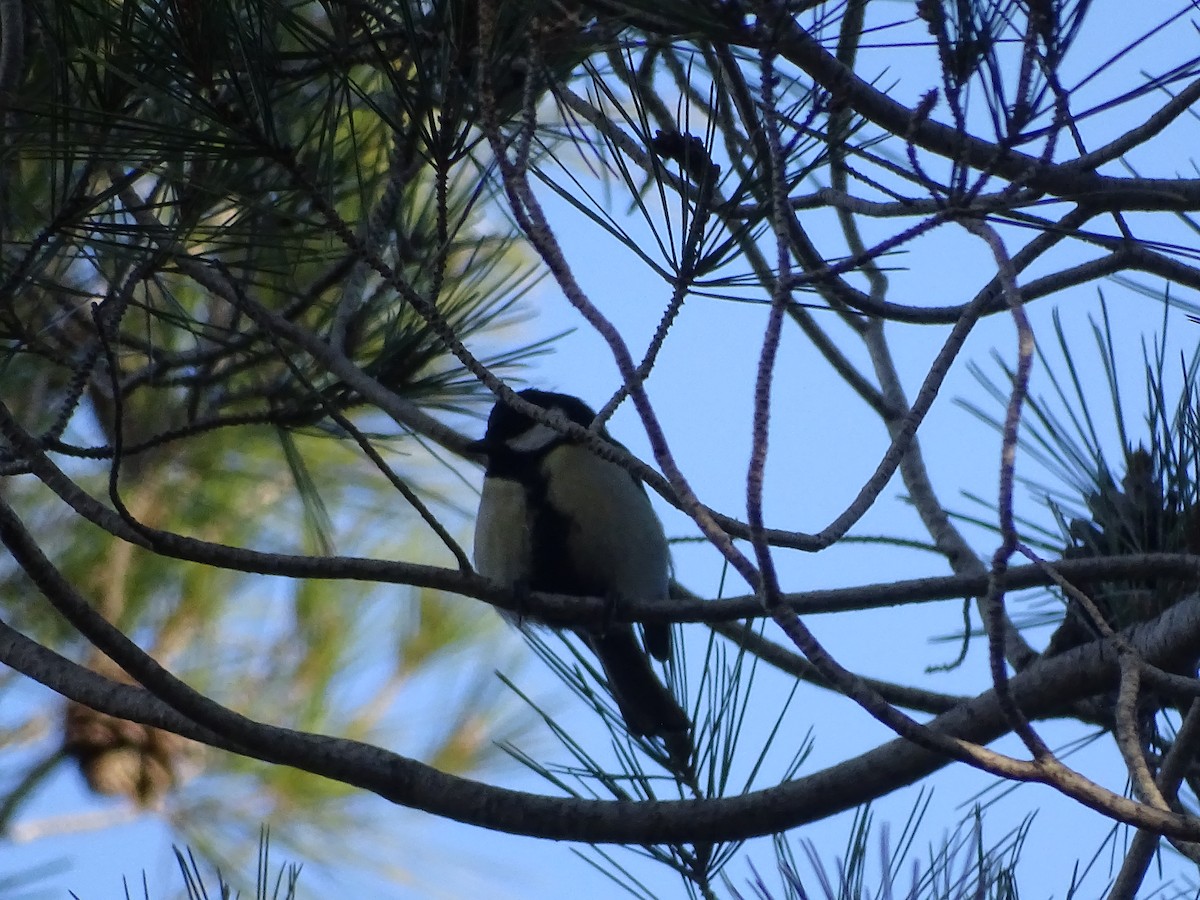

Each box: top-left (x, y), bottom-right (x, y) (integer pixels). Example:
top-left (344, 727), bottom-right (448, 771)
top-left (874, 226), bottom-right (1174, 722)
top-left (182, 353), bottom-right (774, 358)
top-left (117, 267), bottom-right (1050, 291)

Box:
top-left (6, 504), bottom-right (1200, 846)
top-left (710, 620), bottom-right (970, 714)
top-left (5, 384), bottom-right (1200, 632)
top-left (761, 8), bottom-right (1200, 212)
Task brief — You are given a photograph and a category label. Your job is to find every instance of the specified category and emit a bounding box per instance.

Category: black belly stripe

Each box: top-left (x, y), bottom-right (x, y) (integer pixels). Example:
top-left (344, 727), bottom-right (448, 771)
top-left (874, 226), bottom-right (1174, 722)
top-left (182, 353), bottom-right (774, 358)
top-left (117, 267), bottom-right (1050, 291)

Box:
top-left (527, 471), bottom-right (606, 597)
top-left (487, 443), bottom-right (604, 598)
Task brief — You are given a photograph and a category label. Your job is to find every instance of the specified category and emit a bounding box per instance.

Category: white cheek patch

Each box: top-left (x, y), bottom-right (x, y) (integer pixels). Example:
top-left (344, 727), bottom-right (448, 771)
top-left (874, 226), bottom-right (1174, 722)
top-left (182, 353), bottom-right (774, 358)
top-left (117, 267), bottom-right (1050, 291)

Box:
top-left (506, 422), bottom-right (562, 453)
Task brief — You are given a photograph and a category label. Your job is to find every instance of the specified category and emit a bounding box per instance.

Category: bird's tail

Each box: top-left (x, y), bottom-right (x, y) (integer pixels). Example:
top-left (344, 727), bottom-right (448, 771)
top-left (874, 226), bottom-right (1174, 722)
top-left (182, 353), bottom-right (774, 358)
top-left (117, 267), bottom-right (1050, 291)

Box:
top-left (585, 627), bottom-right (693, 773)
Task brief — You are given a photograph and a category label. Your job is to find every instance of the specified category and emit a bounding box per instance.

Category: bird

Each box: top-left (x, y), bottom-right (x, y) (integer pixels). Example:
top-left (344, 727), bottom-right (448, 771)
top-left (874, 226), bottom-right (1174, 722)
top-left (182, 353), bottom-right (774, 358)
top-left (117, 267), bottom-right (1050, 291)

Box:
top-left (472, 389), bottom-right (692, 766)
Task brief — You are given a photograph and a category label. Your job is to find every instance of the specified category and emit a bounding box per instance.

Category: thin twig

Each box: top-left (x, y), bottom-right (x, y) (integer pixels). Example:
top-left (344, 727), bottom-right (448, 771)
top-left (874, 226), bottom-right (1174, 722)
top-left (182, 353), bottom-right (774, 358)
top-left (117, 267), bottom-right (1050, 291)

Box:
top-left (963, 216), bottom-right (1052, 760)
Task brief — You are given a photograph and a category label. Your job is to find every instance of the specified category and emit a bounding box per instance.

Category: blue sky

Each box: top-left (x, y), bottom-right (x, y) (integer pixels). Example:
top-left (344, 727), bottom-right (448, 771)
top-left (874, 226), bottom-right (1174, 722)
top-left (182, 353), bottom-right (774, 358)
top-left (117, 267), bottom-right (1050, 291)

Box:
top-left (7, 0), bottom-right (1200, 896)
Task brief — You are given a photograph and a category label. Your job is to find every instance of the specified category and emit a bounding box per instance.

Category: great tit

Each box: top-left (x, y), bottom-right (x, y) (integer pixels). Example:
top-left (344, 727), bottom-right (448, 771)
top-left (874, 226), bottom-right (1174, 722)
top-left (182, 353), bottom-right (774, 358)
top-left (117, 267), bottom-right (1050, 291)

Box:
top-left (472, 389), bottom-right (691, 761)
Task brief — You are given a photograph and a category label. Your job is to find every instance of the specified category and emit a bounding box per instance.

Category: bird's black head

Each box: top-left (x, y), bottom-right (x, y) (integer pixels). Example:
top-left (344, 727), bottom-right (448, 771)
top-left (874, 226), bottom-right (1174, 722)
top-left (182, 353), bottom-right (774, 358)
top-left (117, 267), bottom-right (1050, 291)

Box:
top-left (478, 389), bottom-right (598, 456)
